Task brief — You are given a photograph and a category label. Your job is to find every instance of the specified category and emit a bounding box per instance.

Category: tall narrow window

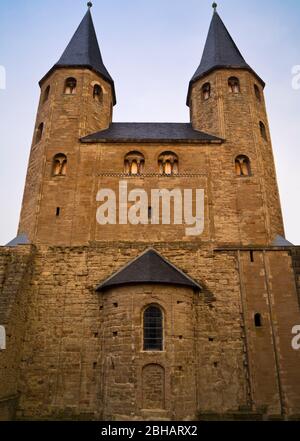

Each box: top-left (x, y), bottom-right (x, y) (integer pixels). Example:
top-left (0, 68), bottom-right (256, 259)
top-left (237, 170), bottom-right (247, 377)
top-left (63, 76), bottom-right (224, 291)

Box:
top-left (36, 123), bottom-right (44, 144)
top-left (64, 77), bottom-right (77, 95)
top-left (254, 313), bottom-right (262, 328)
top-left (0, 326), bottom-right (6, 350)
top-left (43, 85), bottom-right (50, 103)
top-left (254, 84), bottom-right (261, 101)
top-left (158, 152), bottom-right (179, 176)
top-left (52, 154), bottom-right (67, 176)
top-left (228, 77), bottom-right (240, 93)
top-left (124, 151), bottom-right (145, 175)
top-left (235, 155), bottom-right (251, 177)
top-left (144, 306), bottom-right (163, 351)
top-left (202, 82), bottom-right (211, 100)
top-left (260, 121), bottom-right (267, 140)
top-left (93, 84), bottom-right (102, 102)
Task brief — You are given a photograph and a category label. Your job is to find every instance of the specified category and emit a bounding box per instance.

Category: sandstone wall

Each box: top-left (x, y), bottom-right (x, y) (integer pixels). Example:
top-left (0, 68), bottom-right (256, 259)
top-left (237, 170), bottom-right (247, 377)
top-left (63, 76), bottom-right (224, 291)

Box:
top-left (18, 67), bottom-right (113, 242)
top-left (190, 68), bottom-right (284, 245)
top-left (0, 244), bottom-right (299, 420)
top-left (0, 245), bottom-right (34, 420)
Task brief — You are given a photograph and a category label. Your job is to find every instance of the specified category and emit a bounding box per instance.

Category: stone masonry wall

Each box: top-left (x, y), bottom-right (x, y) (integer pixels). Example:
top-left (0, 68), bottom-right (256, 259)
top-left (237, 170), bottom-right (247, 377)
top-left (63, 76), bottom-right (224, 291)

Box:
top-left (18, 69), bottom-right (284, 248)
top-left (190, 69), bottom-right (284, 245)
top-left (18, 67), bottom-right (113, 243)
top-left (0, 245), bottom-right (35, 420)
top-left (0, 243), bottom-right (299, 420)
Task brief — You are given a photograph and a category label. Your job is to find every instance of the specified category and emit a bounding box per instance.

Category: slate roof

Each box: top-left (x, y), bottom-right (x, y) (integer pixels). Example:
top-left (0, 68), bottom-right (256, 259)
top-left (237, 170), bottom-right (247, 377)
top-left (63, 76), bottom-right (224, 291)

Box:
top-left (6, 234), bottom-right (30, 247)
top-left (187, 11), bottom-right (265, 105)
top-left (96, 249), bottom-right (202, 291)
top-left (272, 235), bottom-right (294, 247)
top-left (81, 123), bottom-right (224, 144)
top-left (40, 9), bottom-right (116, 104)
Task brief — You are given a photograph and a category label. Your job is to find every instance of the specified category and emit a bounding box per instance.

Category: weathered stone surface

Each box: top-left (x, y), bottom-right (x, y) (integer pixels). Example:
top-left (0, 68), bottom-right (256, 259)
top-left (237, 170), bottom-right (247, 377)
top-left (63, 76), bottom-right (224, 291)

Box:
top-left (0, 20), bottom-right (299, 422)
top-left (0, 244), bottom-right (299, 420)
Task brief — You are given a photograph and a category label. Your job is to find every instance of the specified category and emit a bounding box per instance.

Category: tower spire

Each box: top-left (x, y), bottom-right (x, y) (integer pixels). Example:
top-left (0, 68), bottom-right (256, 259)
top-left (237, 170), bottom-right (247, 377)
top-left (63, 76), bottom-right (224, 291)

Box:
top-left (40, 6), bottom-right (116, 105)
top-left (187, 7), bottom-right (264, 105)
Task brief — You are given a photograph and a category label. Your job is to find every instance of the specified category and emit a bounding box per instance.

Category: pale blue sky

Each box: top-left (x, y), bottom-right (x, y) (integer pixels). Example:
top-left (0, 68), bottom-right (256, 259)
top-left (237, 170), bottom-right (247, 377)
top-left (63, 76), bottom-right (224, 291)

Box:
top-left (0, 0), bottom-right (299, 244)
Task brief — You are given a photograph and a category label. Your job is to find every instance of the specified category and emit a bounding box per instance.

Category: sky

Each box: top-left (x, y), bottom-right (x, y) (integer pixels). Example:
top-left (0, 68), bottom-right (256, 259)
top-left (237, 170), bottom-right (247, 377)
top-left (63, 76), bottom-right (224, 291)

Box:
top-left (0, 0), bottom-right (299, 245)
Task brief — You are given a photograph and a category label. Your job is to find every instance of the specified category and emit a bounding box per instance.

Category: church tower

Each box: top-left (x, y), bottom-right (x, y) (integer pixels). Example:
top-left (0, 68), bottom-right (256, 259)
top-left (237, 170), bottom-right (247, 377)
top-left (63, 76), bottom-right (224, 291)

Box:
top-left (187, 4), bottom-right (284, 245)
top-left (18, 4), bottom-right (115, 244)
top-left (1, 3), bottom-right (300, 422)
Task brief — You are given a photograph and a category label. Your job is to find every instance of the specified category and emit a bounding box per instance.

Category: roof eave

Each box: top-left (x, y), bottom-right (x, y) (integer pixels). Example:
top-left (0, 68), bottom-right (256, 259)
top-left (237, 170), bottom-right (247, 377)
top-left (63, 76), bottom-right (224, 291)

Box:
top-left (96, 280), bottom-right (202, 292)
top-left (80, 137), bottom-right (224, 144)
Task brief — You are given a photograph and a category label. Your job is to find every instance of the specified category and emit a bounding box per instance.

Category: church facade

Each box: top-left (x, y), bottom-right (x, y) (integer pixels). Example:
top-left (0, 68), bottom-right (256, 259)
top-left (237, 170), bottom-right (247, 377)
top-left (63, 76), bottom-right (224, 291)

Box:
top-left (0, 4), bottom-right (300, 421)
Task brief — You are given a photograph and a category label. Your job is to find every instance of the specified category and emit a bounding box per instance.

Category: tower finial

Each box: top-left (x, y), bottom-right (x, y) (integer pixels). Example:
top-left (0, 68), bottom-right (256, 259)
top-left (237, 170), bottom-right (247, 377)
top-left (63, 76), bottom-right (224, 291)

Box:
top-left (87, 1), bottom-right (93, 8)
top-left (212, 2), bottom-right (217, 13)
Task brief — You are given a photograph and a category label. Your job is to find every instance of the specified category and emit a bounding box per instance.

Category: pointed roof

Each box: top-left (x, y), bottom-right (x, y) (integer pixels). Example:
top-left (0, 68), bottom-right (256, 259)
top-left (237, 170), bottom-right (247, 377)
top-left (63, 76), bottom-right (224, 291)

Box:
top-left (5, 234), bottom-right (30, 247)
top-left (272, 235), bottom-right (294, 247)
top-left (96, 249), bottom-right (202, 291)
top-left (40, 8), bottom-right (116, 104)
top-left (187, 9), bottom-right (264, 105)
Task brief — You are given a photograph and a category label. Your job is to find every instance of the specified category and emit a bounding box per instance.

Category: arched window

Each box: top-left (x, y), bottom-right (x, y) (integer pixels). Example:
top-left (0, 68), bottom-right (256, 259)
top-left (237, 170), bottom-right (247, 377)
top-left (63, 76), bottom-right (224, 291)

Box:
top-left (43, 85), bottom-right (50, 103)
top-left (64, 77), bottom-right (77, 95)
top-left (202, 82), bottom-right (211, 100)
top-left (254, 84), bottom-right (261, 101)
top-left (260, 121), bottom-right (267, 140)
top-left (254, 313), bottom-right (262, 328)
top-left (36, 123), bottom-right (44, 144)
top-left (228, 77), bottom-right (240, 93)
top-left (235, 155), bottom-right (251, 177)
top-left (158, 152), bottom-right (179, 175)
top-left (93, 84), bottom-right (102, 102)
top-left (52, 153), bottom-right (67, 176)
top-left (0, 326), bottom-right (6, 350)
top-left (144, 306), bottom-right (163, 351)
top-left (124, 151), bottom-right (145, 175)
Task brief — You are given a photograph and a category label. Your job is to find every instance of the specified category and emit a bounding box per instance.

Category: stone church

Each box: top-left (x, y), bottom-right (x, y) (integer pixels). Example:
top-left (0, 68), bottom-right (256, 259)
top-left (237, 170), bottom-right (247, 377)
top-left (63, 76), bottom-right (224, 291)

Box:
top-left (0, 3), bottom-right (300, 421)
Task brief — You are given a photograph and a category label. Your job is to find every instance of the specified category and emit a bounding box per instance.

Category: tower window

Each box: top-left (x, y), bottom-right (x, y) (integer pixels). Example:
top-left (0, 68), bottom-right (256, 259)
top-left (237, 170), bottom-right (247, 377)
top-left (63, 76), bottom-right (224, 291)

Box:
top-left (254, 84), bottom-right (261, 101)
top-left (43, 85), bottom-right (50, 103)
top-left (235, 155), bottom-right (251, 177)
top-left (124, 151), bottom-right (145, 175)
top-left (202, 82), bottom-right (211, 100)
top-left (36, 123), bottom-right (44, 144)
top-left (228, 77), bottom-right (240, 94)
top-left (143, 306), bottom-right (163, 351)
top-left (52, 154), bottom-right (67, 176)
top-left (64, 77), bottom-right (77, 95)
top-left (158, 152), bottom-right (179, 176)
top-left (56, 207), bottom-right (61, 217)
top-left (93, 84), bottom-right (102, 102)
top-left (260, 122), bottom-right (267, 140)
top-left (254, 313), bottom-right (262, 328)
